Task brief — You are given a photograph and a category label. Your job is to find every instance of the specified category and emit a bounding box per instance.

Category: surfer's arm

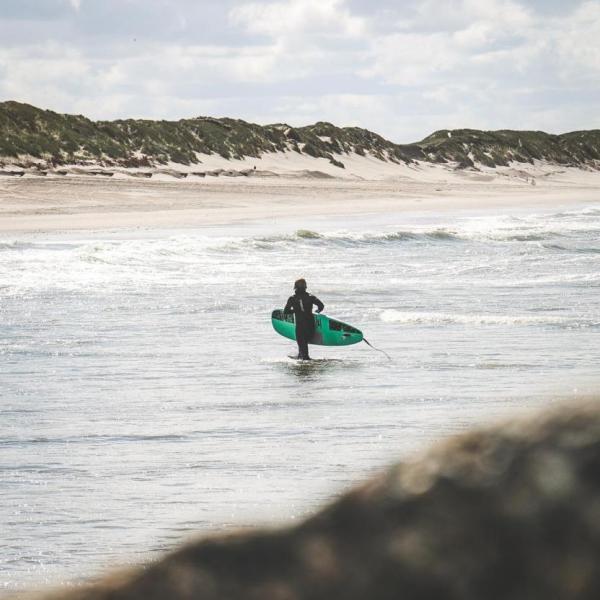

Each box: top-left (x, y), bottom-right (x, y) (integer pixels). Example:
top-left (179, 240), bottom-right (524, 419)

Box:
top-left (283, 297), bottom-right (294, 315)
top-left (312, 295), bottom-right (324, 313)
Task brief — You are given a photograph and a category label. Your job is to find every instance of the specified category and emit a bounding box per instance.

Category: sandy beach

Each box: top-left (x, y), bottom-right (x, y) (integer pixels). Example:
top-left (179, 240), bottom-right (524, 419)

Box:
top-left (1, 162), bottom-right (599, 234)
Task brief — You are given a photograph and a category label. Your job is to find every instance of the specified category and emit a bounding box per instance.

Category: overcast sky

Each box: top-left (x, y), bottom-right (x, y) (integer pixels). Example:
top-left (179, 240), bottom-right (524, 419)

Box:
top-left (0, 0), bottom-right (598, 142)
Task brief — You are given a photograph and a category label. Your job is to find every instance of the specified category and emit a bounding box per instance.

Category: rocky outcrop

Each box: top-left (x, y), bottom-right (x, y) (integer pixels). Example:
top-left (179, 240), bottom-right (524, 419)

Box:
top-left (29, 402), bottom-right (600, 600)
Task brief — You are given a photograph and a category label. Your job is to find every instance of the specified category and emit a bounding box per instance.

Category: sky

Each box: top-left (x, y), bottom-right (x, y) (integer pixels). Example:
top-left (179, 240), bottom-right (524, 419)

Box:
top-left (0, 0), bottom-right (599, 142)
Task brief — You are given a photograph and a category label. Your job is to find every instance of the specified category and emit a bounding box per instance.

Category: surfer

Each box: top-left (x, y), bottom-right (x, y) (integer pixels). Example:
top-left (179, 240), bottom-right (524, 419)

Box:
top-left (283, 278), bottom-right (324, 360)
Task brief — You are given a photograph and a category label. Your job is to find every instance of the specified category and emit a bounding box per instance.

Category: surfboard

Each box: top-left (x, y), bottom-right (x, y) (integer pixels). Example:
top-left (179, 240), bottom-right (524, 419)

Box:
top-left (271, 309), bottom-right (363, 346)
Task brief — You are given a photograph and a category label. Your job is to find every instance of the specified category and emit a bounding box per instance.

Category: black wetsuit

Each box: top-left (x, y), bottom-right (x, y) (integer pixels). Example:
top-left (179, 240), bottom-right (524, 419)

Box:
top-left (284, 291), bottom-right (324, 359)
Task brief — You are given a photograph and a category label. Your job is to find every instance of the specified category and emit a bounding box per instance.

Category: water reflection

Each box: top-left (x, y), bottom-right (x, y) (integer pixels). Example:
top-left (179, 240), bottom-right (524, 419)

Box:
top-left (281, 358), bottom-right (361, 381)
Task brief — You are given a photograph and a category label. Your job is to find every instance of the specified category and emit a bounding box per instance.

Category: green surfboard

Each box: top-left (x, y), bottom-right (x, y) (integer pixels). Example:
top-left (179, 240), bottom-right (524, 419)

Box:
top-left (271, 309), bottom-right (363, 346)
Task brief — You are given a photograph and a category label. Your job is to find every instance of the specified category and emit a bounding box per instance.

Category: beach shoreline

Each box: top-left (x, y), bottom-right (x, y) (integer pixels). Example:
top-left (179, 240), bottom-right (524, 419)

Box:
top-left (0, 169), bottom-right (599, 234)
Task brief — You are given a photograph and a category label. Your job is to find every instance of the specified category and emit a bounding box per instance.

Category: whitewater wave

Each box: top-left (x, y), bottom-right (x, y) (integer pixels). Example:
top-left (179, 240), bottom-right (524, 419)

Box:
top-left (214, 227), bottom-right (598, 252)
top-left (543, 243), bottom-right (600, 254)
top-left (379, 309), bottom-right (598, 328)
top-left (212, 228), bottom-right (466, 252)
top-left (551, 207), bottom-right (600, 218)
top-left (210, 207), bottom-right (600, 251)
top-left (1, 205), bottom-right (598, 296)
top-left (0, 241), bottom-right (36, 251)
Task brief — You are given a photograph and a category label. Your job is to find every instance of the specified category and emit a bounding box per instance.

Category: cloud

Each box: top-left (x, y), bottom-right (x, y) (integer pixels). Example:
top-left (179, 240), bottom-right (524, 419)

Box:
top-left (230, 0), bottom-right (365, 39)
top-left (363, 0), bottom-right (537, 85)
top-left (0, 0), bottom-right (598, 141)
top-left (554, 1), bottom-right (600, 80)
top-left (0, 44), bottom-right (90, 101)
top-left (227, 0), bottom-right (369, 81)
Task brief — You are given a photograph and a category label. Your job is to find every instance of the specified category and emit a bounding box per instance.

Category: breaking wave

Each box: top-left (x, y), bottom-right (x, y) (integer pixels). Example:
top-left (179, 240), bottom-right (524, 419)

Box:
top-left (211, 206), bottom-right (600, 251)
top-left (213, 228), bottom-right (466, 251)
top-left (379, 309), bottom-right (599, 328)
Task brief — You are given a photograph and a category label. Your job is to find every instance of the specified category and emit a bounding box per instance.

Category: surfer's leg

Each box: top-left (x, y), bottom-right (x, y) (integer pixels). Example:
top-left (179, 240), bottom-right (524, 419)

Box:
top-left (294, 326), bottom-right (302, 359)
top-left (296, 327), bottom-right (310, 360)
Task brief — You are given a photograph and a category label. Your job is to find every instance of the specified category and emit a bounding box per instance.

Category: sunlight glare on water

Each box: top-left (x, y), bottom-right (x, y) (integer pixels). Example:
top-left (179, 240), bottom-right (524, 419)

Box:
top-left (1, 204), bottom-right (600, 591)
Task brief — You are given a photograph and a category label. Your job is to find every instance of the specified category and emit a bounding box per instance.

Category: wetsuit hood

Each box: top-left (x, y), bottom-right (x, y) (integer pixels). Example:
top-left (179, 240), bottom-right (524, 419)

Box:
top-left (294, 278), bottom-right (307, 293)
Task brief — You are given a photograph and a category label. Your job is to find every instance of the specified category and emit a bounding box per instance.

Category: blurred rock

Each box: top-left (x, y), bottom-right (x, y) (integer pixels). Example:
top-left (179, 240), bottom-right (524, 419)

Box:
top-left (32, 403), bottom-right (600, 600)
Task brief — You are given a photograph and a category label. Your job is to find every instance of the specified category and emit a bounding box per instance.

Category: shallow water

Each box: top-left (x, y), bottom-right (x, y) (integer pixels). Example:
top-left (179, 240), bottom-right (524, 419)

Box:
top-left (1, 203), bottom-right (599, 591)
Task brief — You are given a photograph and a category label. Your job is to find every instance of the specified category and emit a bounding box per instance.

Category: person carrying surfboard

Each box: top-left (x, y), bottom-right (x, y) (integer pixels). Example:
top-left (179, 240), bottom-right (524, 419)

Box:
top-left (283, 278), bottom-right (324, 360)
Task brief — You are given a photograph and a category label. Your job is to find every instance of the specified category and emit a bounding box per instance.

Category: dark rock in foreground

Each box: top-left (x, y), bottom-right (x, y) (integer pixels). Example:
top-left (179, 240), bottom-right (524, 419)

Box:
top-left (31, 403), bottom-right (600, 600)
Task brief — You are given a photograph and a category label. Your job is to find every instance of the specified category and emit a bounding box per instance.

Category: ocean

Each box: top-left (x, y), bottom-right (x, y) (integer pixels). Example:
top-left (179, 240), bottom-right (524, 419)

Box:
top-left (1, 203), bottom-right (599, 592)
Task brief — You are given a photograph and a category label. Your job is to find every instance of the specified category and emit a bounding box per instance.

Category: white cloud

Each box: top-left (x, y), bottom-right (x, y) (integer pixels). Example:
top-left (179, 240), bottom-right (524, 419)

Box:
top-left (230, 0), bottom-right (365, 38)
top-left (363, 0), bottom-right (599, 91)
top-left (459, 0), bottom-right (531, 27)
top-left (408, 0), bottom-right (532, 31)
top-left (554, 1), bottom-right (600, 79)
top-left (363, 32), bottom-right (461, 85)
top-left (0, 0), bottom-right (598, 141)
top-left (0, 44), bottom-right (90, 99)
top-left (226, 0), bottom-right (368, 81)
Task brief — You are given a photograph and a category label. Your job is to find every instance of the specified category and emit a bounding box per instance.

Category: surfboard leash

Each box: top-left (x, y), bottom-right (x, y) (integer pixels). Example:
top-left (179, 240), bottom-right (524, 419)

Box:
top-left (363, 338), bottom-right (392, 361)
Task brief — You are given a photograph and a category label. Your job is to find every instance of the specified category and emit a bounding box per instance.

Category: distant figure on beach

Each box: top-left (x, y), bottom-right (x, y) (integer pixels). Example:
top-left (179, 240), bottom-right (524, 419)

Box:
top-left (283, 278), bottom-right (324, 360)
